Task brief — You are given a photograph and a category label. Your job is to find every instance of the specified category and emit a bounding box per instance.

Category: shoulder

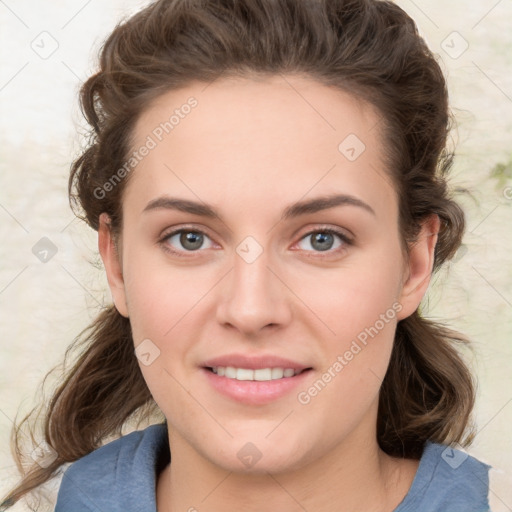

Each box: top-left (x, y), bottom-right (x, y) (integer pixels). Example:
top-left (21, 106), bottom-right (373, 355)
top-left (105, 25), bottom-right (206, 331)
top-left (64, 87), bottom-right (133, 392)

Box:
top-left (54, 423), bottom-right (168, 512)
top-left (396, 441), bottom-right (492, 512)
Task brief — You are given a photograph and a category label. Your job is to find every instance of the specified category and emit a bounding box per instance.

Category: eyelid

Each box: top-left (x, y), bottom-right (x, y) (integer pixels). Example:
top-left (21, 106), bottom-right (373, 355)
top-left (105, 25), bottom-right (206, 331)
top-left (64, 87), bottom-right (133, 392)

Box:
top-left (294, 224), bottom-right (353, 243)
top-left (159, 223), bottom-right (215, 242)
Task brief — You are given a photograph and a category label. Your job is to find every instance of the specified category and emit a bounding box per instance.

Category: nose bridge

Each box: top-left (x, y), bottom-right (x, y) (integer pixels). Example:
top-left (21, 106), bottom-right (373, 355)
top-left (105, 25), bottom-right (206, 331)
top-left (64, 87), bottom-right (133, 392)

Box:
top-left (216, 237), bottom-right (290, 333)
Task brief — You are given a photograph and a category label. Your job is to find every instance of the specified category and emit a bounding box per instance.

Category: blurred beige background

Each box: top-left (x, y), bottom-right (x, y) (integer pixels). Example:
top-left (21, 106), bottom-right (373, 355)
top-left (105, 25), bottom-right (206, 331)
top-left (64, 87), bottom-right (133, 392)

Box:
top-left (1, 1), bottom-right (511, 510)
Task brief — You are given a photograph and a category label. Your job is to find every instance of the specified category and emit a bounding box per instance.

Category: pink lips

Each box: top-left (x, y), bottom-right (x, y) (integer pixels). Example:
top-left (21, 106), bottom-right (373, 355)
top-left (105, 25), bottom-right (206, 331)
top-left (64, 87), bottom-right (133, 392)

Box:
top-left (200, 353), bottom-right (313, 405)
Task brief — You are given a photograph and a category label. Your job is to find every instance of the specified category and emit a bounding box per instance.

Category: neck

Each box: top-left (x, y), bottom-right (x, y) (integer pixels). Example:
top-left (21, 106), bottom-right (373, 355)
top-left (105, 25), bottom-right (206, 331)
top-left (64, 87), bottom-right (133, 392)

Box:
top-left (157, 421), bottom-right (418, 512)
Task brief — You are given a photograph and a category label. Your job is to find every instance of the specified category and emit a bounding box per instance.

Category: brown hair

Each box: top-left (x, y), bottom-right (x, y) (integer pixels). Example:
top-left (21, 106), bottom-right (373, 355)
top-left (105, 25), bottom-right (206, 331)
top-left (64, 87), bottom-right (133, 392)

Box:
top-left (2, 0), bottom-right (475, 509)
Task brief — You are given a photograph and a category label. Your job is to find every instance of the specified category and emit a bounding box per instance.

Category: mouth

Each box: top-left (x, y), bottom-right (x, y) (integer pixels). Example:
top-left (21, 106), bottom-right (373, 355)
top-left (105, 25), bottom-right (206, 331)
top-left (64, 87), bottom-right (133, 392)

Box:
top-left (201, 365), bottom-right (314, 405)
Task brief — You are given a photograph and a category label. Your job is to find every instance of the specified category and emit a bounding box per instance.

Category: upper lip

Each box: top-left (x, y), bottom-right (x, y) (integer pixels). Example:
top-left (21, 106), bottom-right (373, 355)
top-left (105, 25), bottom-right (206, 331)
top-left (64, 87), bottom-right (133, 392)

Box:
top-left (201, 354), bottom-right (312, 371)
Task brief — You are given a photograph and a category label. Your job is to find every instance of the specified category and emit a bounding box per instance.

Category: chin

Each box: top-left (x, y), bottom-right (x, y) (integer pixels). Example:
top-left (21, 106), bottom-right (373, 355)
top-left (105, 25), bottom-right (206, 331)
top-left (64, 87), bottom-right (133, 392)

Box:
top-left (204, 437), bottom-right (310, 475)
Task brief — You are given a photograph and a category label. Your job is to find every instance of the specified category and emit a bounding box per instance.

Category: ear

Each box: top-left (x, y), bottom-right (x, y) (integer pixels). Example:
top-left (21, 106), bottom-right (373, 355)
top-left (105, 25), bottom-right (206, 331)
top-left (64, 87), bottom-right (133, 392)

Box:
top-left (98, 213), bottom-right (129, 318)
top-left (396, 214), bottom-right (440, 321)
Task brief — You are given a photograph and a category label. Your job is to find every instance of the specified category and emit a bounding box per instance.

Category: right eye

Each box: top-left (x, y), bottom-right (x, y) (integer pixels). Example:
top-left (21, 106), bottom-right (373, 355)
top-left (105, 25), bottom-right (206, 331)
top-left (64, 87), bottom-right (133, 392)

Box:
top-left (160, 228), bottom-right (215, 255)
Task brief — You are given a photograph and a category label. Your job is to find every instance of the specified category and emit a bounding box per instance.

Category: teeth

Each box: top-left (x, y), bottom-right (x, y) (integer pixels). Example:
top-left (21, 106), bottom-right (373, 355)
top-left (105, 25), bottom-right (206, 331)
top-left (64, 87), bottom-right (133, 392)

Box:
top-left (211, 366), bottom-right (301, 381)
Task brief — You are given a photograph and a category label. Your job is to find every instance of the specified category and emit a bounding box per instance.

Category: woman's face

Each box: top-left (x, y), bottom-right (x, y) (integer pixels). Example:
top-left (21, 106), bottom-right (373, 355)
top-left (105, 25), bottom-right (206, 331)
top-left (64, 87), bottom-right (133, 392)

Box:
top-left (100, 75), bottom-right (436, 473)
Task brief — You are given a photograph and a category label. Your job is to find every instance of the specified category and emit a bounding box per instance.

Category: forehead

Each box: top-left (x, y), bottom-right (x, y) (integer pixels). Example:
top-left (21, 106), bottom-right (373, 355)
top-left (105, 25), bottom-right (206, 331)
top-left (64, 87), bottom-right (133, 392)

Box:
top-left (125, 75), bottom-right (396, 221)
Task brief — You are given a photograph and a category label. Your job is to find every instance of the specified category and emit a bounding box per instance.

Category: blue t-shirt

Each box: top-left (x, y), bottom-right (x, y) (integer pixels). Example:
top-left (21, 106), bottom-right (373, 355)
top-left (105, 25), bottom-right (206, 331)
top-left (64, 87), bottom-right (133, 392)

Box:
top-left (54, 423), bottom-right (491, 511)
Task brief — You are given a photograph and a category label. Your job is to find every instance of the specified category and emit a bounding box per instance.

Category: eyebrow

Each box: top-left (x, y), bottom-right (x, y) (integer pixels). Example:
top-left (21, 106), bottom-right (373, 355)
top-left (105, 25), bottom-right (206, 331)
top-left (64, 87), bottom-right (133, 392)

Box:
top-left (142, 193), bottom-right (376, 221)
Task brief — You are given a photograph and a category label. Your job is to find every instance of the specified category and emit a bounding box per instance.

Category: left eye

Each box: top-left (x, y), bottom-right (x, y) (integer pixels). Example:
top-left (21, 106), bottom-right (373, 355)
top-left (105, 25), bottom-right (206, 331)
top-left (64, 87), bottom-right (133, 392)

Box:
top-left (160, 228), bottom-right (351, 255)
top-left (295, 229), bottom-right (350, 253)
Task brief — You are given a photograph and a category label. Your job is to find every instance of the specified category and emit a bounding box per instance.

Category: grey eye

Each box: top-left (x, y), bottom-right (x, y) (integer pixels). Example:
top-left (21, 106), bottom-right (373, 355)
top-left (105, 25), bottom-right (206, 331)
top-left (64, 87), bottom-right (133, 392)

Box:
top-left (165, 230), bottom-right (213, 251)
top-left (296, 230), bottom-right (348, 253)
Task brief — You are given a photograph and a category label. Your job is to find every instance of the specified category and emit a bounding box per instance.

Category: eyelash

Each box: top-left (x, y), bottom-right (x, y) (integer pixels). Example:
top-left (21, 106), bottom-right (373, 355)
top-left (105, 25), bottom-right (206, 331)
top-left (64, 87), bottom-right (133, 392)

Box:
top-left (158, 224), bottom-right (353, 258)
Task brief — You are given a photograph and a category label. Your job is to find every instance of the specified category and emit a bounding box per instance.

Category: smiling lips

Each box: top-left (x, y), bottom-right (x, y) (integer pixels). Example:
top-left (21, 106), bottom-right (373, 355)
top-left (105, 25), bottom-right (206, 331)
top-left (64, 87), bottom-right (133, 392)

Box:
top-left (201, 353), bottom-right (313, 404)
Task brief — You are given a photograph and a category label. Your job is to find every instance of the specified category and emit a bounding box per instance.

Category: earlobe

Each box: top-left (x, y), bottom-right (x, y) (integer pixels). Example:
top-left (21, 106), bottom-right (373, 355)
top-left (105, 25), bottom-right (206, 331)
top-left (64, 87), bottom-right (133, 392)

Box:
top-left (396, 214), bottom-right (440, 321)
top-left (98, 213), bottom-right (129, 318)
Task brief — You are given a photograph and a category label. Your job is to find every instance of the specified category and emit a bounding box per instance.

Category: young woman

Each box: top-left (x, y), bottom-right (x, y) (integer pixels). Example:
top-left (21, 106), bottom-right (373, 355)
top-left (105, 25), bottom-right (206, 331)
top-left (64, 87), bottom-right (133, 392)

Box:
top-left (1, 0), bottom-right (494, 510)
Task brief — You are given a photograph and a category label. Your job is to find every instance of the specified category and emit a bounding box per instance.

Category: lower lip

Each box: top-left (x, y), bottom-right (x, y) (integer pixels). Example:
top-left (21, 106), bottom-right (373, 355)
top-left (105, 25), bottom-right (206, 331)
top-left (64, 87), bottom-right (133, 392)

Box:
top-left (201, 367), bottom-right (313, 405)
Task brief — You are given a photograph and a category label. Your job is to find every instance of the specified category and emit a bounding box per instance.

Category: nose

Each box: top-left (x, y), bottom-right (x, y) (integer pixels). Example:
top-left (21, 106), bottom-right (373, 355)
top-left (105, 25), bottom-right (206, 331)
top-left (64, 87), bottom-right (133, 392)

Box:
top-left (216, 244), bottom-right (292, 337)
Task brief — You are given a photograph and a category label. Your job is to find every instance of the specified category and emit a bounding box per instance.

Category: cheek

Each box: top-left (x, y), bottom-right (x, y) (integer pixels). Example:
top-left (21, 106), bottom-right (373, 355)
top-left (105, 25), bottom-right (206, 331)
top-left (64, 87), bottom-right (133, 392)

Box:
top-left (300, 269), bottom-right (399, 403)
top-left (294, 273), bottom-right (399, 448)
top-left (122, 256), bottom-right (214, 394)
top-left (301, 252), bottom-right (403, 345)
top-left (124, 267), bottom-right (203, 419)
top-left (123, 254), bottom-right (205, 341)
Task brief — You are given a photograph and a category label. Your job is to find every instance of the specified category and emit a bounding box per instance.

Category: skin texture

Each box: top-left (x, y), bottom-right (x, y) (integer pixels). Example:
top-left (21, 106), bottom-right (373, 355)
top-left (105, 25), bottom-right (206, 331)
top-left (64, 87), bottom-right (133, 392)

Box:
top-left (98, 75), bottom-right (439, 512)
